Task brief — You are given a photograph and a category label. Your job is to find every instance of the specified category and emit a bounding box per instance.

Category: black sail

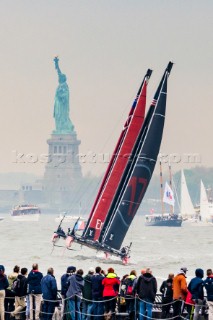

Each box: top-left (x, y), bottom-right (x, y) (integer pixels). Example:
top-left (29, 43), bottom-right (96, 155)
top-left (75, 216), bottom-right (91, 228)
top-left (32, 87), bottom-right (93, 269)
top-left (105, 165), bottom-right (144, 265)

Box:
top-left (99, 62), bottom-right (173, 250)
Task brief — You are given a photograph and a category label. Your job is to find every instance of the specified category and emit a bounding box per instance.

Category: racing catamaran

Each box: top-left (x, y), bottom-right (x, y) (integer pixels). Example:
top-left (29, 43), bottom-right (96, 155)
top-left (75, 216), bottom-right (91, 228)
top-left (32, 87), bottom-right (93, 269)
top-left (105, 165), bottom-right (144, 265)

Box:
top-left (52, 62), bottom-right (173, 262)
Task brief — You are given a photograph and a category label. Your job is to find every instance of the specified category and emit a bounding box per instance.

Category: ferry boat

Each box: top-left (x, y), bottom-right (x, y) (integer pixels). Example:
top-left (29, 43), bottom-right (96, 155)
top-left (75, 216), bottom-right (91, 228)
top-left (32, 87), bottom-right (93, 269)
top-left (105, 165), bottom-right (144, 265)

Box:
top-left (11, 204), bottom-right (41, 221)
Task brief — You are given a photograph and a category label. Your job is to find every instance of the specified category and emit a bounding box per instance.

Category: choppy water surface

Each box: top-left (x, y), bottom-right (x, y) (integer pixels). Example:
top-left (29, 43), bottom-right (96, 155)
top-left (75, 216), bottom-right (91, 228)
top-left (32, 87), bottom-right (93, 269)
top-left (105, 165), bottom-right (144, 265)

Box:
top-left (0, 214), bottom-right (212, 288)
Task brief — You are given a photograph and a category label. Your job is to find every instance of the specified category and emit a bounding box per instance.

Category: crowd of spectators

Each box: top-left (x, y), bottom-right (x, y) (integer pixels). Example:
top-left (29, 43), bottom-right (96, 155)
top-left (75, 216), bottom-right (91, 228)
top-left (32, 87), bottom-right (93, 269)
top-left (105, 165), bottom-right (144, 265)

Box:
top-left (0, 264), bottom-right (212, 320)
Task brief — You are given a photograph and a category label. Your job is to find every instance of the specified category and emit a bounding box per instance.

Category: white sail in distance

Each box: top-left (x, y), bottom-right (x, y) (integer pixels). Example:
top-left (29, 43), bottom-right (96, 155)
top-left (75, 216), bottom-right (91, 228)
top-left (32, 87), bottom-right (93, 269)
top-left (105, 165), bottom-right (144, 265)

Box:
top-left (180, 170), bottom-right (195, 216)
top-left (200, 180), bottom-right (211, 222)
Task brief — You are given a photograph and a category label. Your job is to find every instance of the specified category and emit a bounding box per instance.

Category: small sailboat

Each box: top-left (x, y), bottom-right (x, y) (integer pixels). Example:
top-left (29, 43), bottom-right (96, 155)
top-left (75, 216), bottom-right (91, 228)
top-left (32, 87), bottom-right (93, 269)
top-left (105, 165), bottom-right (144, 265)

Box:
top-left (180, 170), bottom-right (196, 221)
top-left (52, 62), bottom-right (174, 262)
top-left (199, 180), bottom-right (213, 224)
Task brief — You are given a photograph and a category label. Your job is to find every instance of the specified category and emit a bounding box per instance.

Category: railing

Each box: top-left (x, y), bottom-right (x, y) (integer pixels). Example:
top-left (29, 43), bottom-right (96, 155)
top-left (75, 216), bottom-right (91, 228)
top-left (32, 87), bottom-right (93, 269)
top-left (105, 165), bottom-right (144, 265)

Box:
top-left (4, 293), bottom-right (209, 320)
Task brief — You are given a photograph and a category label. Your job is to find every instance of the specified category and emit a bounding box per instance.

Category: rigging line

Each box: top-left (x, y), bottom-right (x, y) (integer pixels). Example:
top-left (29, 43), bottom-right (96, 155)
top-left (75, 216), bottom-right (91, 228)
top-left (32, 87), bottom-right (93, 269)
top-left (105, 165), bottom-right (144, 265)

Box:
top-left (84, 75), bottom-right (151, 232)
top-left (67, 94), bottom-right (142, 206)
top-left (83, 89), bottom-right (140, 169)
top-left (121, 199), bottom-right (146, 205)
top-left (76, 75), bottom-right (153, 190)
top-left (68, 176), bottom-right (101, 212)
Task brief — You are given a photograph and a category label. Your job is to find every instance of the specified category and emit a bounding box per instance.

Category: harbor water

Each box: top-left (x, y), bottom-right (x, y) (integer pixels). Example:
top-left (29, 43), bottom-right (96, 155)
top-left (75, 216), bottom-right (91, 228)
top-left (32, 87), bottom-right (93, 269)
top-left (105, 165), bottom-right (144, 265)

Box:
top-left (0, 214), bottom-right (212, 288)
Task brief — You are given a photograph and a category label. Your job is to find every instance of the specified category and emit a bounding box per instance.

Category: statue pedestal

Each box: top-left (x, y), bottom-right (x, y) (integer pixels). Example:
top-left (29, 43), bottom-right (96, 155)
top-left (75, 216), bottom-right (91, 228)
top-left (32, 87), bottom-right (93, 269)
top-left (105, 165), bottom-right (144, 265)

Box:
top-left (43, 132), bottom-right (83, 210)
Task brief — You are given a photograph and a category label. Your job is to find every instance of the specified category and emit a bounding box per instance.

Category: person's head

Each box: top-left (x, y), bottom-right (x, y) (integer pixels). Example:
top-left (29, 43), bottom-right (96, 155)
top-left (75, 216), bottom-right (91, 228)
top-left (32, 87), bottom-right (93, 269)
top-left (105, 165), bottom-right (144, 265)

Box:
top-left (141, 269), bottom-right (146, 275)
top-left (13, 265), bottom-right (20, 273)
top-left (95, 266), bottom-right (102, 274)
top-left (21, 268), bottom-right (28, 276)
top-left (207, 269), bottom-right (212, 276)
top-left (101, 269), bottom-right (106, 276)
top-left (108, 267), bottom-right (114, 274)
top-left (130, 270), bottom-right (137, 277)
top-left (32, 263), bottom-right (38, 271)
top-left (76, 269), bottom-right (84, 276)
top-left (195, 268), bottom-right (204, 278)
top-left (168, 273), bottom-right (174, 279)
top-left (146, 268), bottom-right (152, 274)
top-left (0, 265), bottom-right (5, 275)
top-left (180, 267), bottom-right (188, 275)
top-left (67, 266), bottom-right (76, 274)
top-left (47, 267), bottom-right (54, 275)
top-left (88, 267), bottom-right (95, 275)
top-left (121, 274), bottom-right (129, 282)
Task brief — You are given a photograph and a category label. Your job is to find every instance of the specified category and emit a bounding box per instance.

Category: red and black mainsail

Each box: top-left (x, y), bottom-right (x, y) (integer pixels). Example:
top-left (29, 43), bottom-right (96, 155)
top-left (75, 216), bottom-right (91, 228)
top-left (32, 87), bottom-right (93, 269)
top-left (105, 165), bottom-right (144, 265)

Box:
top-left (98, 62), bottom-right (173, 250)
top-left (83, 69), bottom-right (152, 241)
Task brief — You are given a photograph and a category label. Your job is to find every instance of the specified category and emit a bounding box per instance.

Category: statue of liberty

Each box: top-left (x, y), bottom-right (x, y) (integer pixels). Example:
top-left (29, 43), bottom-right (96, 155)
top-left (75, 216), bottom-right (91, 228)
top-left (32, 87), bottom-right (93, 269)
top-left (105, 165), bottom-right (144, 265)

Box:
top-left (53, 57), bottom-right (74, 134)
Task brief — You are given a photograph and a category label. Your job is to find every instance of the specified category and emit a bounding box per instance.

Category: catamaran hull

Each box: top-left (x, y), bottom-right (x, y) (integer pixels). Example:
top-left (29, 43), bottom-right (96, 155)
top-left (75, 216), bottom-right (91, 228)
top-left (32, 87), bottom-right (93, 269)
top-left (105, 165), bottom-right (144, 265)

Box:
top-left (52, 230), bottom-right (131, 263)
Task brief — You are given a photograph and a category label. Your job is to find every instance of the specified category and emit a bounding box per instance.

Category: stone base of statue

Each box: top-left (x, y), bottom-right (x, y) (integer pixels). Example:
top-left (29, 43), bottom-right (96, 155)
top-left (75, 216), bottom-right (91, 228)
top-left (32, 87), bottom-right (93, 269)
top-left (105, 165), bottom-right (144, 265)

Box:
top-left (43, 132), bottom-right (83, 210)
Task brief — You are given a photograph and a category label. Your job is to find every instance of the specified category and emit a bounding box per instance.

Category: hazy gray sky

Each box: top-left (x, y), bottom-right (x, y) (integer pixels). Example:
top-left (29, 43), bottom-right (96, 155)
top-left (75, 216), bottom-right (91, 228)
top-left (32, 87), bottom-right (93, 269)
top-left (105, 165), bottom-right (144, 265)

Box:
top-left (0, 0), bottom-right (212, 177)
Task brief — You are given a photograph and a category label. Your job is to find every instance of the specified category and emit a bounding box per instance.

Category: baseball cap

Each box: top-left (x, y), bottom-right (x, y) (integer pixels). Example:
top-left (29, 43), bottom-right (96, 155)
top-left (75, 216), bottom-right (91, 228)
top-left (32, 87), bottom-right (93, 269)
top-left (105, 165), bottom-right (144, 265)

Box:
top-left (180, 267), bottom-right (188, 273)
top-left (89, 267), bottom-right (95, 273)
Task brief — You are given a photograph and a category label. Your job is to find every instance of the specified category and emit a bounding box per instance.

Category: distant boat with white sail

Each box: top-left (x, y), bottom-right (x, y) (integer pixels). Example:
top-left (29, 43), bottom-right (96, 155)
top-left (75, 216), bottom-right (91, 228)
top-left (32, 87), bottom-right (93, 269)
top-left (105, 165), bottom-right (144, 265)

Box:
top-left (145, 162), bottom-right (182, 227)
top-left (199, 180), bottom-right (213, 224)
top-left (180, 170), bottom-right (196, 222)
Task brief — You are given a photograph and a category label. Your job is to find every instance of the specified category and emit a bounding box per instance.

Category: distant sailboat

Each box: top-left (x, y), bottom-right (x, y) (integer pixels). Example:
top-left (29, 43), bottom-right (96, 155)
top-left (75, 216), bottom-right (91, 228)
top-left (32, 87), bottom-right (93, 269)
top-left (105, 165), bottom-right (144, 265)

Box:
top-left (180, 170), bottom-right (195, 219)
top-left (200, 180), bottom-right (213, 223)
top-left (145, 162), bottom-right (182, 227)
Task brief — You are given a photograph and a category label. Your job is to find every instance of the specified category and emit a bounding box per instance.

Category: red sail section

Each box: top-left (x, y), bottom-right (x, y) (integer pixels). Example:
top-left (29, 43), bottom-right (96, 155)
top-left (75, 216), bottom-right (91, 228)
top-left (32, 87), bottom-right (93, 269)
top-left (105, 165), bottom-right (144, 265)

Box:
top-left (84, 80), bottom-right (148, 240)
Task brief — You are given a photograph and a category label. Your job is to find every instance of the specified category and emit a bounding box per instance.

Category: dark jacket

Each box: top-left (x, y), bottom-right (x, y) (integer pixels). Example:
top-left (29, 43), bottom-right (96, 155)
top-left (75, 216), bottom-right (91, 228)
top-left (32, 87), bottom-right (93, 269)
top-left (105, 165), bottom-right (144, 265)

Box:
top-left (41, 274), bottom-right (57, 300)
top-left (66, 274), bottom-right (84, 301)
top-left (203, 275), bottom-right (213, 301)
top-left (188, 269), bottom-right (204, 300)
top-left (14, 274), bottom-right (28, 297)
top-left (83, 274), bottom-right (93, 301)
top-left (27, 270), bottom-right (43, 294)
top-left (0, 274), bottom-right (9, 290)
top-left (160, 278), bottom-right (173, 301)
top-left (61, 273), bottom-right (70, 296)
top-left (135, 273), bottom-right (157, 302)
top-left (91, 273), bottom-right (104, 299)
